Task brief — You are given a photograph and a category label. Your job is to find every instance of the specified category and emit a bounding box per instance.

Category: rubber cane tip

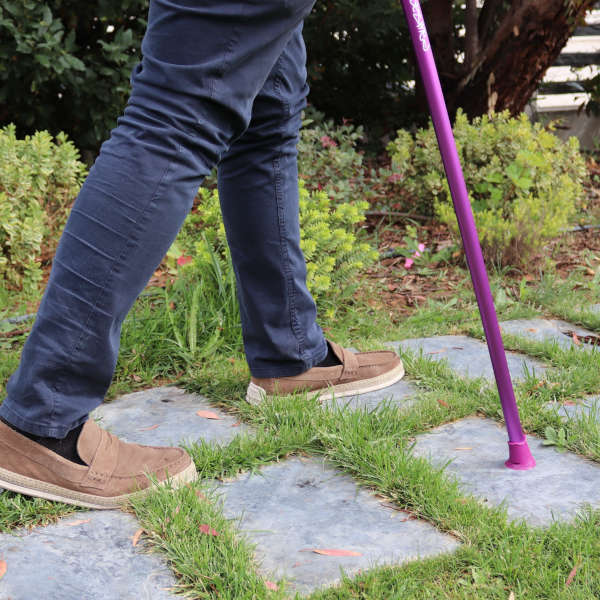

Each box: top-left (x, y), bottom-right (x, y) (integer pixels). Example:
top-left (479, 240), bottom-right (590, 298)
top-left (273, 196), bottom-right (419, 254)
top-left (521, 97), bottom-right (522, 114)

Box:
top-left (505, 438), bottom-right (536, 470)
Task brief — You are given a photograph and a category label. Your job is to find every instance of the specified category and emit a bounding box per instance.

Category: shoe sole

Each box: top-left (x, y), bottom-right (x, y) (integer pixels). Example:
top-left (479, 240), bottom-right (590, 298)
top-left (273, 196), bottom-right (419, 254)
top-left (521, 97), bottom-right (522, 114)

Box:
top-left (0, 461), bottom-right (197, 510)
top-left (246, 359), bottom-right (406, 405)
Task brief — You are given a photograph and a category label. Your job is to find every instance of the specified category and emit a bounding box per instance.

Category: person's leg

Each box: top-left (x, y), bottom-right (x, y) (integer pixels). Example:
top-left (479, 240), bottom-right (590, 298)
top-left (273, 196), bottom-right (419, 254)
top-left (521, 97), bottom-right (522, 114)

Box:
top-left (217, 25), bottom-right (405, 403)
top-left (217, 24), bottom-right (328, 378)
top-left (0, 0), bottom-right (315, 440)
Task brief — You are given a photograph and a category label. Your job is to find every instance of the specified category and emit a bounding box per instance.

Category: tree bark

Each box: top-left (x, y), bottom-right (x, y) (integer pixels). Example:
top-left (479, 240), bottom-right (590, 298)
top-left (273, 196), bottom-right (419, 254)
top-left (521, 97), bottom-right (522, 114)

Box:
top-left (430, 0), bottom-right (597, 117)
top-left (423, 0), bottom-right (455, 80)
top-left (464, 0), bottom-right (479, 74)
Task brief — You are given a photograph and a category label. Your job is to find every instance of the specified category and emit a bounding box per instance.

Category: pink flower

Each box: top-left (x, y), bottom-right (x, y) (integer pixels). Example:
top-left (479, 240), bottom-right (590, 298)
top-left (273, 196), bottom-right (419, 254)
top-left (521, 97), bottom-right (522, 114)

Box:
top-left (418, 243), bottom-right (426, 252)
top-left (177, 255), bottom-right (192, 266)
top-left (404, 258), bottom-right (414, 269)
top-left (320, 135), bottom-right (337, 148)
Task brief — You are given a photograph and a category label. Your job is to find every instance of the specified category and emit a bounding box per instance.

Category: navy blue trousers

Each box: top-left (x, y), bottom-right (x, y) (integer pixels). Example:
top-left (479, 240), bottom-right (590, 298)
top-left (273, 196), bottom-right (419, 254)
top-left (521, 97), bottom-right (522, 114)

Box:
top-left (0, 0), bottom-right (327, 438)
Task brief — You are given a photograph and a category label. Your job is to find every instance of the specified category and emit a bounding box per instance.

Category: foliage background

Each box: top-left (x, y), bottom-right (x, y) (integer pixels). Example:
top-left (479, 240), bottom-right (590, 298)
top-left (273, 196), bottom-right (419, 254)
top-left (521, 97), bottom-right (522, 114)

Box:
top-left (0, 0), bottom-right (146, 157)
top-left (387, 111), bottom-right (588, 266)
top-left (0, 0), bottom-right (444, 155)
top-left (2, 1), bottom-right (591, 156)
top-left (0, 124), bottom-right (87, 293)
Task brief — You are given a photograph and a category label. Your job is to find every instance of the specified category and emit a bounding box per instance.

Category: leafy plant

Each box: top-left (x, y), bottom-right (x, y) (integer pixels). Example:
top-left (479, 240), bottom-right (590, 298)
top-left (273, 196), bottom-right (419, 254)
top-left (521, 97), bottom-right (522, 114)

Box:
top-left (176, 183), bottom-right (378, 312)
top-left (387, 110), bottom-right (587, 266)
top-left (163, 237), bottom-right (241, 367)
top-left (543, 426), bottom-right (568, 452)
top-left (0, 124), bottom-right (87, 293)
top-left (297, 108), bottom-right (371, 204)
top-left (0, 0), bottom-right (147, 155)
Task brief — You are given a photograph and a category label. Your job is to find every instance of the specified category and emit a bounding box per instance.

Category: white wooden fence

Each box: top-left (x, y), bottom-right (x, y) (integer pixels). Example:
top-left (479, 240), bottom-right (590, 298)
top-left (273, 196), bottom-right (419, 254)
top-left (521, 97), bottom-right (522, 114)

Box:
top-left (529, 7), bottom-right (600, 148)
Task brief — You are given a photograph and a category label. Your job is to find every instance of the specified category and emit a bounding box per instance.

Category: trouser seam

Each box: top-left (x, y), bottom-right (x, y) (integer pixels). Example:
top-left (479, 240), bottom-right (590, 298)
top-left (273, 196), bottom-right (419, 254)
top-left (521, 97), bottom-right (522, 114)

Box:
top-left (272, 59), bottom-right (308, 362)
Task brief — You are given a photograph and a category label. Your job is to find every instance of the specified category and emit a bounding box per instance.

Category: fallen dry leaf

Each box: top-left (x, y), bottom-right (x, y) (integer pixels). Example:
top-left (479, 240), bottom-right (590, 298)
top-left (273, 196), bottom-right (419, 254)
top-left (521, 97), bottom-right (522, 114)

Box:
top-left (265, 581), bottom-right (279, 591)
top-left (199, 524), bottom-right (219, 536)
top-left (196, 410), bottom-right (221, 420)
top-left (0, 560), bottom-right (6, 580)
top-left (311, 549), bottom-right (362, 557)
top-left (380, 502), bottom-right (404, 512)
top-left (132, 528), bottom-right (144, 547)
top-left (139, 424), bottom-right (159, 431)
top-left (65, 519), bottom-right (91, 527)
top-left (437, 399), bottom-right (449, 408)
top-left (427, 349), bottom-right (447, 355)
top-left (563, 400), bottom-right (577, 406)
top-left (527, 328), bottom-right (537, 332)
top-left (195, 490), bottom-right (206, 501)
top-left (454, 447), bottom-right (473, 451)
top-left (572, 332), bottom-right (581, 346)
top-left (565, 560), bottom-right (581, 587)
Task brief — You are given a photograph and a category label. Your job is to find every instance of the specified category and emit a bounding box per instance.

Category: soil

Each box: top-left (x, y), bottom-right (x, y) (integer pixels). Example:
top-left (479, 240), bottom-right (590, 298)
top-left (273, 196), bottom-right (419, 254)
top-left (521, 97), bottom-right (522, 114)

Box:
top-left (363, 154), bottom-right (600, 316)
top-left (16, 157), bottom-right (600, 322)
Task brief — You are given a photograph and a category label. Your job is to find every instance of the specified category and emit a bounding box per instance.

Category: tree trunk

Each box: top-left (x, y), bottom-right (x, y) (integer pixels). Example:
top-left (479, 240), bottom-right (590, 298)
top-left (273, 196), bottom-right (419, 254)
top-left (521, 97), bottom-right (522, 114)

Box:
top-left (432, 0), bottom-right (597, 117)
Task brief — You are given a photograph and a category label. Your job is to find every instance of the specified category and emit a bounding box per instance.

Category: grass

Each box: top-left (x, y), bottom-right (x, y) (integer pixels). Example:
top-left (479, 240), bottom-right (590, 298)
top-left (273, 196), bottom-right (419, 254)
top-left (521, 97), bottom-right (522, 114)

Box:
top-left (4, 256), bottom-right (600, 597)
top-left (0, 492), bottom-right (81, 532)
top-left (127, 365), bottom-right (600, 598)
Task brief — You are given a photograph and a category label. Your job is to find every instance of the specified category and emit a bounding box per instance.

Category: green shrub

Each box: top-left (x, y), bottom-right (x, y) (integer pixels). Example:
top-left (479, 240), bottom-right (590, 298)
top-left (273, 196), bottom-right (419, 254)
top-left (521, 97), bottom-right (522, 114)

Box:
top-left (303, 1), bottom-right (418, 147)
top-left (297, 108), bottom-right (369, 203)
top-left (0, 0), bottom-right (146, 155)
top-left (0, 124), bottom-right (87, 293)
top-left (175, 183), bottom-right (378, 315)
top-left (387, 110), bottom-right (587, 266)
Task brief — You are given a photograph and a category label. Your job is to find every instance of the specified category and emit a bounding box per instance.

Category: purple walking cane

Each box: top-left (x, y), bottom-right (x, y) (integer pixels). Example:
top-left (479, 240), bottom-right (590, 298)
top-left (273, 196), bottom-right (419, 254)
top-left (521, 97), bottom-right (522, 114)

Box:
top-left (399, 0), bottom-right (535, 470)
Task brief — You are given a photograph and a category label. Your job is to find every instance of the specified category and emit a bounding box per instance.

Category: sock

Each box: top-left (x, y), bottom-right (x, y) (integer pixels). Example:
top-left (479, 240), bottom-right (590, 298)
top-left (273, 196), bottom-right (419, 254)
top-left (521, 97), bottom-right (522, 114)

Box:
top-left (315, 341), bottom-right (342, 368)
top-left (1, 417), bottom-right (86, 466)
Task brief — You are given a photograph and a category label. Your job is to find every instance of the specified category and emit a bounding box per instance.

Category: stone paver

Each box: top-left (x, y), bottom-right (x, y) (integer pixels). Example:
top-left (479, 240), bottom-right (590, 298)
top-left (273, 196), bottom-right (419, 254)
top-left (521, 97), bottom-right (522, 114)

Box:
top-left (92, 385), bottom-right (247, 446)
top-left (0, 511), bottom-right (177, 599)
top-left (412, 416), bottom-right (600, 526)
top-left (388, 335), bottom-right (546, 382)
top-left (5, 324), bottom-right (594, 596)
top-left (547, 395), bottom-right (600, 420)
top-left (213, 456), bottom-right (459, 594)
top-left (0, 387), bottom-right (249, 599)
top-left (499, 318), bottom-right (599, 350)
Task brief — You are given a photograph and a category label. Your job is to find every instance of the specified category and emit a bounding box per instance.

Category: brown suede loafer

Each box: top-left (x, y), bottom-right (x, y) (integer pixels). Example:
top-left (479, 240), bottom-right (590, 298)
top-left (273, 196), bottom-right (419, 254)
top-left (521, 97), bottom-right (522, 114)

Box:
top-left (246, 340), bottom-right (405, 404)
top-left (0, 419), bottom-right (197, 510)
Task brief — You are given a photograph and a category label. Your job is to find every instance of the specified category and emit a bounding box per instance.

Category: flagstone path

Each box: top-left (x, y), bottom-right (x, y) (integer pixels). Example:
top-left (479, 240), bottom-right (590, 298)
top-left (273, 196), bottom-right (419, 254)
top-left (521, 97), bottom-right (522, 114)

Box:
top-left (2, 317), bottom-right (600, 597)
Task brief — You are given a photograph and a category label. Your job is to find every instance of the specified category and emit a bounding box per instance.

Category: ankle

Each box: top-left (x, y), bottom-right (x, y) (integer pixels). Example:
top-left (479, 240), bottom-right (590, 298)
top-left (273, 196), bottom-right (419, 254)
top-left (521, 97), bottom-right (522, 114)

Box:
top-left (315, 341), bottom-right (342, 368)
top-left (0, 417), bottom-right (86, 466)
